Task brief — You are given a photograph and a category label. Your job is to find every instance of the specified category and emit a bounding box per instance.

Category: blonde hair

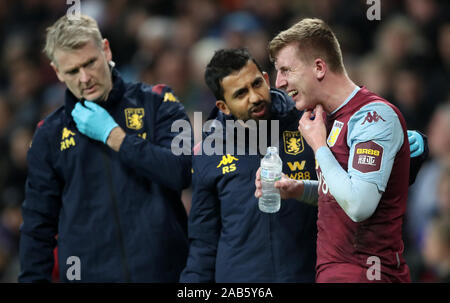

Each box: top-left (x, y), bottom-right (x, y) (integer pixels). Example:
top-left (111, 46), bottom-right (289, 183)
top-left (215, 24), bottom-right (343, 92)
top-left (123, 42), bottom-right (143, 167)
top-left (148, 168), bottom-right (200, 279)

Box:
top-left (44, 14), bottom-right (103, 63)
top-left (269, 18), bottom-right (344, 73)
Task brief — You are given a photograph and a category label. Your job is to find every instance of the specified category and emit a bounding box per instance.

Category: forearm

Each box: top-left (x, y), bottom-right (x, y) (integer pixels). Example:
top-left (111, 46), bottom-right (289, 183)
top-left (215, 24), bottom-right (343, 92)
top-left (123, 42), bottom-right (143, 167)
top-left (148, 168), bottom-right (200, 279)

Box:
top-left (19, 207), bottom-right (58, 282)
top-left (295, 180), bottom-right (318, 205)
top-left (106, 126), bottom-right (126, 152)
top-left (315, 146), bottom-right (381, 222)
top-left (118, 134), bottom-right (191, 191)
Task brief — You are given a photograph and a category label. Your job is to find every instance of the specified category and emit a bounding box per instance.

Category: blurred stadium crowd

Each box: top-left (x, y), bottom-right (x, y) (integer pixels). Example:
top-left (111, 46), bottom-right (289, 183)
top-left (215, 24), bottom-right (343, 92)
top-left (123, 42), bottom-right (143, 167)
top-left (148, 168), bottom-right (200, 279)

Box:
top-left (0, 0), bottom-right (449, 282)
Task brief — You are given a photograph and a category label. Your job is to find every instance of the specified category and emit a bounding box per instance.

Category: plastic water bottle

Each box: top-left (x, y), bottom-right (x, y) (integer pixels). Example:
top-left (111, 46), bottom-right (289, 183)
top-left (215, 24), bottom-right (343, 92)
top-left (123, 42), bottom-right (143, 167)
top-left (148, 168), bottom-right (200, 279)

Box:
top-left (259, 146), bottom-right (282, 213)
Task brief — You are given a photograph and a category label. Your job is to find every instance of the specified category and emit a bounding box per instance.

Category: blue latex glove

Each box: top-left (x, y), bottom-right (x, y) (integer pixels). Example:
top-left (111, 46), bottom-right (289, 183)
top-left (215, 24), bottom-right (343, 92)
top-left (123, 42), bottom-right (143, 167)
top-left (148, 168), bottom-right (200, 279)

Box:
top-left (408, 130), bottom-right (424, 158)
top-left (71, 101), bottom-right (118, 143)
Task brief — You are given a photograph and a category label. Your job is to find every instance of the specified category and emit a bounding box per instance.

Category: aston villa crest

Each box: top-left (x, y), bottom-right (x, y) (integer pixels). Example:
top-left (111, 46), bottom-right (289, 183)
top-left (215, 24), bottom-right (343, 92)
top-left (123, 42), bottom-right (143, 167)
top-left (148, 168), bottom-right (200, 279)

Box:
top-left (283, 131), bottom-right (304, 155)
top-left (124, 108), bottom-right (145, 130)
top-left (327, 120), bottom-right (344, 147)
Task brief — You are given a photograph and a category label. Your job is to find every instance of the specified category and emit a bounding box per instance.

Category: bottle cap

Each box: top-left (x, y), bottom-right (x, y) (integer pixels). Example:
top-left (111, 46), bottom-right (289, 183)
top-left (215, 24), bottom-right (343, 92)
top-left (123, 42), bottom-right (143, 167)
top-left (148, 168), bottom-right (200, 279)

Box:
top-left (267, 146), bottom-right (278, 154)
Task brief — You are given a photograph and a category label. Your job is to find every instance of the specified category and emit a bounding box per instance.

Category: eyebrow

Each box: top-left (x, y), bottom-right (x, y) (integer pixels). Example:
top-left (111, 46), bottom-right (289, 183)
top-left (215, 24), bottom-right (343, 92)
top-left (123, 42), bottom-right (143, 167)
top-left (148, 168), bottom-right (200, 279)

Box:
top-left (277, 65), bottom-right (289, 72)
top-left (230, 76), bottom-right (263, 99)
top-left (232, 87), bottom-right (247, 99)
top-left (274, 59), bottom-right (289, 71)
top-left (64, 56), bottom-right (97, 74)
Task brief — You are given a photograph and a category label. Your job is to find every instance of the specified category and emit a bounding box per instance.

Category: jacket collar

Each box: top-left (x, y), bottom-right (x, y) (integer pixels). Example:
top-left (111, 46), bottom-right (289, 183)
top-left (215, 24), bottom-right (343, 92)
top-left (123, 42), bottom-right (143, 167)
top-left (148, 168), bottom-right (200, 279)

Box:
top-left (269, 88), bottom-right (295, 119)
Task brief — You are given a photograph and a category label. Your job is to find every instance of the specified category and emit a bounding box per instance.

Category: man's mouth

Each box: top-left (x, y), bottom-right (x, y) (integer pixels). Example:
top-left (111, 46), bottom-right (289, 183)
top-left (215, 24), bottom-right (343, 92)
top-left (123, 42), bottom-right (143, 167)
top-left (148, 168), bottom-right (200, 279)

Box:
top-left (83, 84), bottom-right (97, 95)
top-left (287, 90), bottom-right (298, 98)
top-left (250, 103), bottom-right (268, 118)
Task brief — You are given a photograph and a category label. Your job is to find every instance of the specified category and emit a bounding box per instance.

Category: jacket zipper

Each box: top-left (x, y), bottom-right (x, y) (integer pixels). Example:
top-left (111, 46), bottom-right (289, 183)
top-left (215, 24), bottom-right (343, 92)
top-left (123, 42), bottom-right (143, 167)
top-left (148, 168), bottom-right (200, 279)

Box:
top-left (100, 146), bottom-right (131, 282)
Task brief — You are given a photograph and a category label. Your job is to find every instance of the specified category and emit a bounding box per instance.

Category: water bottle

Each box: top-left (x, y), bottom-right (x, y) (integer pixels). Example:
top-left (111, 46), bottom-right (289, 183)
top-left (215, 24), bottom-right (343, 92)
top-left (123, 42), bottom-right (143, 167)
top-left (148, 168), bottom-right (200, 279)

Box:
top-left (259, 146), bottom-right (282, 213)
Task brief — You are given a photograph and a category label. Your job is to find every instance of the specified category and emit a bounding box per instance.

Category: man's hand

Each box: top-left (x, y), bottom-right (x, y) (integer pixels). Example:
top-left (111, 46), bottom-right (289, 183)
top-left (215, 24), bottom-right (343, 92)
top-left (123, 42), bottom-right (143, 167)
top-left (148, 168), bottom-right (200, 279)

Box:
top-left (255, 167), bottom-right (305, 200)
top-left (298, 104), bottom-right (327, 153)
top-left (71, 101), bottom-right (119, 143)
top-left (408, 130), bottom-right (425, 158)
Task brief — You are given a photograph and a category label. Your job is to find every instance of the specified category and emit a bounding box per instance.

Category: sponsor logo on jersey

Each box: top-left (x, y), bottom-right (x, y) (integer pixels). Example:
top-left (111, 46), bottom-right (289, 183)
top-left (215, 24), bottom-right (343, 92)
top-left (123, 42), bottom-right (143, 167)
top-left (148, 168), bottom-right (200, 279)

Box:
top-left (287, 160), bottom-right (306, 171)
top-left (283, 131), bottom-right (304, 155)
top-left (137, 132), bottom-right (147, 140)
top-left (286, 160), bottom-right (311, 180)
top-left (163, 92), bottom-right (179, 103)
top-left (217, 154), bottom-right (239, 174)
top-left (361, 111), bottom-right (385, 125)
top-left (125, 108), bottom-right (145, 130)
top-left (327, 120), bottom-right (344, 147)
top-left (352, 141), bottom-right (383, 173)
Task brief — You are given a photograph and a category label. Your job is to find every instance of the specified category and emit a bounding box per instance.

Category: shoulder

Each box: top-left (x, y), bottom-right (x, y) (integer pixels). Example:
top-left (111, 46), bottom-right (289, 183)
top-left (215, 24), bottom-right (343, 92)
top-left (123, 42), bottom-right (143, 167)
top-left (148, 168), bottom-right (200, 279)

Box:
top-left (349, 88), bottom-right (402, 125)
top-left (126, 82), bottom-right (179, 104)
top-left (125, 83), bottom-right (186, 119)
top-left (29, 106), bottom-right (66, 157)
top-left (347, 101), bottom-right (403, 143)
top-left (192, 143), bottom-right (226, 176)
top-left (192, 146), bottom-right (218, 170)
top-left (350, 102), bottom-right (399, 125)
top-left (270, 88), bottom-right (290, 101)
top-left (270, 88), bottom-right (296, 118)
top-left (191, 154), bottom-right (221, 188)
top-left (33, 106), bottom-right (65, 138)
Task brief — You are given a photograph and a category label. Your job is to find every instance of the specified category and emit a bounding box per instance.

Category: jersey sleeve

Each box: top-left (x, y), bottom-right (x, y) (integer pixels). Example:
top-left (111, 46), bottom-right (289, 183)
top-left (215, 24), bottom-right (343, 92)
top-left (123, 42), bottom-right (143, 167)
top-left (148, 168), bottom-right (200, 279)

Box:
top-left (346, 102), bottom-right (404, 192)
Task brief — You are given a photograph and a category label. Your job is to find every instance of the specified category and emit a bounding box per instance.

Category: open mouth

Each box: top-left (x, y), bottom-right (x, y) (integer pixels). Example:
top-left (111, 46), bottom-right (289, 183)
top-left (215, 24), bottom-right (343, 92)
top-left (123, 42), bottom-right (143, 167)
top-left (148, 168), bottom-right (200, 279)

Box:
top-left (287, 90), bottom-right (298, 98)
top-left (251, 103), bottom-right (267, 118)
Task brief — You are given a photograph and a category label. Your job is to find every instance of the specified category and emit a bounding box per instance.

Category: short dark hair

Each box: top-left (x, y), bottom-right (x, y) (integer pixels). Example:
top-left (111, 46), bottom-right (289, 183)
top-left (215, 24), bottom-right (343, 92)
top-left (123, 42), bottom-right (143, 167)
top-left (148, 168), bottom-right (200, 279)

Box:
top-left (205, 48), bottom-right (263, 101)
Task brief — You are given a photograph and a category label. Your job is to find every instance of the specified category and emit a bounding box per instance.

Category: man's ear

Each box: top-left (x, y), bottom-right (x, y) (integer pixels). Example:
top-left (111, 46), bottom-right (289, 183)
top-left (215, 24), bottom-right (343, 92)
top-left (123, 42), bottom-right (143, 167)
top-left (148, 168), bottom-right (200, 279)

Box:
top-left (216, 100), bottom-right (230, 115)
top-left (102, 38), bottom-right (112, 62)
top-left (50, 62), bottom-right (64, 83)
top-left (314, 58), bottom-right (326, 81)
top-left (262, 71), bottom-right (270, 86)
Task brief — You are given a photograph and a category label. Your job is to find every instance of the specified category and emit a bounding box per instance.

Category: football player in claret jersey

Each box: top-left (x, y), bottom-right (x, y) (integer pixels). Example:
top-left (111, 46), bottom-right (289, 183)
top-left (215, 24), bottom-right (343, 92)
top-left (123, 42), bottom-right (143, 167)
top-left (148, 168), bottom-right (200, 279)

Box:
top-left (255, 18), bottom-right (423, 282)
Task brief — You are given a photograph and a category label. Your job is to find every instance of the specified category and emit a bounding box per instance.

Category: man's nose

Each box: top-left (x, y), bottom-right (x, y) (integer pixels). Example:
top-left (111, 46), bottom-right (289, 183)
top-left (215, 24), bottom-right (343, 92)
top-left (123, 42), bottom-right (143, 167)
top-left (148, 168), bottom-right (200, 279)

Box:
top-left (248, 89), bottom-right (260, 104)
top-left (275, 71), bottom-right (287, 89)
top-left (79, 68), bottom-right (90, 83)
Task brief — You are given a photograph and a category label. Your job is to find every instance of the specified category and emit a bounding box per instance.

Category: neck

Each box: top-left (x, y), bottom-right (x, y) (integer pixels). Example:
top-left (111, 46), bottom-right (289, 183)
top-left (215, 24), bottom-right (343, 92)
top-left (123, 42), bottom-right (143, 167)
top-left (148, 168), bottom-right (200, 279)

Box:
top-left (320, 72), bottom-right (358, 114)
top-left (97, 71), bottom-right (114, 102)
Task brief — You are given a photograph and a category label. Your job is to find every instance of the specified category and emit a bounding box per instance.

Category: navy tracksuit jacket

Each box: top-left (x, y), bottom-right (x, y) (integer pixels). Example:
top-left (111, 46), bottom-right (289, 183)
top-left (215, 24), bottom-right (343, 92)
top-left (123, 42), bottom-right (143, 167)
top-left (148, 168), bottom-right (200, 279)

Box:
top-left (19, 69), bottom-right (192, 282)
